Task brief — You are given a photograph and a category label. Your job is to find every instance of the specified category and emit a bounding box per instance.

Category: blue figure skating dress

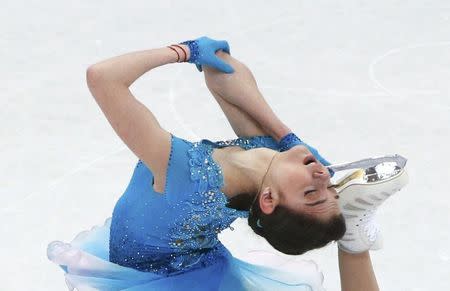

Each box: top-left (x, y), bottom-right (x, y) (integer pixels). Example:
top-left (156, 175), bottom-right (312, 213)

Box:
top-left (47, 134), bottom-right (327, 291)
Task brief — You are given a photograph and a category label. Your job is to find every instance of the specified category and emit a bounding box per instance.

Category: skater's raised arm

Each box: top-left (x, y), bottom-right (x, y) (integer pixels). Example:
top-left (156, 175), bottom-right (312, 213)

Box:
top-left (86, 46), bottom-right (184, 177)
top-left (85, 40), bottom-right (230, 181)
top-left (86, 41), bottom-right (232, 185)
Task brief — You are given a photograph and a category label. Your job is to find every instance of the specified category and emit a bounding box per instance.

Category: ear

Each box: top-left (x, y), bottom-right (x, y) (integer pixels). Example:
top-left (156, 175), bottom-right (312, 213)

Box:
top-left (259, 187), bottom-right (280, 215)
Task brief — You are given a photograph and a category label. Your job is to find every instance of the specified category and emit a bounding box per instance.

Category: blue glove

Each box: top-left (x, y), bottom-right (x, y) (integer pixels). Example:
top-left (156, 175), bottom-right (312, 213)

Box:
top-left (181, 36), bottom-right (234, 74)
top-left (278, 133), bottom-right (335, 177)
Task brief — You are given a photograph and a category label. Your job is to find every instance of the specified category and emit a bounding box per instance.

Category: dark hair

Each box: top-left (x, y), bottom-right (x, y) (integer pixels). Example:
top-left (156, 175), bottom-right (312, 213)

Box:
top-left (227, 193), bottom-right (346, 255)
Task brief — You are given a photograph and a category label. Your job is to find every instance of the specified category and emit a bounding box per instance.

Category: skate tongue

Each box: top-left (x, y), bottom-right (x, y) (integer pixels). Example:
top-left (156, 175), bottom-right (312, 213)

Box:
top-left (327, 154), bottom-right (407, 173)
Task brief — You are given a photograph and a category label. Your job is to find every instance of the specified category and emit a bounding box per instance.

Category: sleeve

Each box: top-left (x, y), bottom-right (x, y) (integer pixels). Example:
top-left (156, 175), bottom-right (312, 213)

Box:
top-left (164, 133), bottom-right (201, 203)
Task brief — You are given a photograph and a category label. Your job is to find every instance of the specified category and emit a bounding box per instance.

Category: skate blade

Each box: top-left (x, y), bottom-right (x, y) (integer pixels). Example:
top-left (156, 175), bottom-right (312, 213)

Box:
top-left (332, 163), bottom-right (409, 192)
top-left (327, 154), bottom-right (407, 173)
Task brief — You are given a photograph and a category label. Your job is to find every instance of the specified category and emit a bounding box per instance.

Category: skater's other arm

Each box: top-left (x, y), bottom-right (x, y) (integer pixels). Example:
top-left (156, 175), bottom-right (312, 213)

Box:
top-left (338, 249), bottom-right (379, 291)
top-left (203, 51), bottom-right (291, 142)
top-left (86, 46), bottom-right (189, 179)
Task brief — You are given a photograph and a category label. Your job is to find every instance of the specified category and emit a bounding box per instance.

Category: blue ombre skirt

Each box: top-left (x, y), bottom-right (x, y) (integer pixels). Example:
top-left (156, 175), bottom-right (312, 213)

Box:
top-left (47, 218), bottom-right (326, 291)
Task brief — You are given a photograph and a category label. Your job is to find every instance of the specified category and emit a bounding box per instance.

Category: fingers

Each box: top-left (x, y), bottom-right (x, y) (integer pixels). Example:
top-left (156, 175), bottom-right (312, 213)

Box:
top-left (210, 57), bottom-right (234, 74)
top-left (213, 40), bottom-right (230, 54)
top-left (189, 36), bottom-right (233, 73)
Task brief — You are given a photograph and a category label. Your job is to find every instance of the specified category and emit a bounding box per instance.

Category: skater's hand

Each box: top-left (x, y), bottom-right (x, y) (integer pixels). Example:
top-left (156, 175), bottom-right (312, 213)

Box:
top-left (278, 133), bottom-right (334, 176)
top-left (181, 36), bottom-right (234, 73)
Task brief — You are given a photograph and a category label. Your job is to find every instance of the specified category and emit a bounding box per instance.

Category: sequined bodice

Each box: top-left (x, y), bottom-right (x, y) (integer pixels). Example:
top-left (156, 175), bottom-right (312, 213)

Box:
top-left (109, 134), bottom-right (279, 275)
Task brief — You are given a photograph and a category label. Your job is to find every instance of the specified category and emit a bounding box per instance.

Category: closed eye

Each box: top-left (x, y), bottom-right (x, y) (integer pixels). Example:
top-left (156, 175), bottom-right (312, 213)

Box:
top-left (304, 185), bottom-right (335, 196)
top-left (304, 189), bottom-right (316, 195)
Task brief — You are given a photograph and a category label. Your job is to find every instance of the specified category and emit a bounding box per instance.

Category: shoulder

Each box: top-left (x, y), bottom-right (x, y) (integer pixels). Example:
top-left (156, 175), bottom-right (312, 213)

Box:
top-left (146, 132), bottom-right (193, 194)
top-left (153, 133), bottom-right (198, 196)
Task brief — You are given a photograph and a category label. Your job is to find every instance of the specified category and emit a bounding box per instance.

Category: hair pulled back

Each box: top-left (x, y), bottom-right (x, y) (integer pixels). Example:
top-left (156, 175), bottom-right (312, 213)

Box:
top-left (227, 192), bottom-right (346, 255)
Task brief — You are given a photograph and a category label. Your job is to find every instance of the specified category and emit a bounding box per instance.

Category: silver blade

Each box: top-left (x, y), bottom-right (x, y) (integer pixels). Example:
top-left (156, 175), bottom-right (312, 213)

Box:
top-left (327, 154), bottom-right (407, 172)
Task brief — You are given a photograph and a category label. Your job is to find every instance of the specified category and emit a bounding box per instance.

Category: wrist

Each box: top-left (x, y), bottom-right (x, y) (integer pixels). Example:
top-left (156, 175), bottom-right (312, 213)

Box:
top-left (166, 44), bottom-right (191, 63)
top-left (179, 44), bottom-right (190, 61)
top-left (278, 133), bottom-right (302, 152)
top-left (180, 40), bottom-right (199, 64)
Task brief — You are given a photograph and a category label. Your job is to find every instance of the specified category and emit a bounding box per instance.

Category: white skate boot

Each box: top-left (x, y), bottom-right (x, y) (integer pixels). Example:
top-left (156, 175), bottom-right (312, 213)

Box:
top-left (334, 162), bottom-right (409, 253)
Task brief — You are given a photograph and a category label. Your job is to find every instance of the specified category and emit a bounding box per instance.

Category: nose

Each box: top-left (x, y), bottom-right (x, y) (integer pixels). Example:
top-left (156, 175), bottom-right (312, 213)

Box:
top-left (312, 168), bottom-right (330, 183)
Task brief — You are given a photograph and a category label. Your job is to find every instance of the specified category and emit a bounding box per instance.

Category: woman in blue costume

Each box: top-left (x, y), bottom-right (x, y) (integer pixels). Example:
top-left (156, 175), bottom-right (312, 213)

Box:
top-left (47, 36), bottom-right (402, 290)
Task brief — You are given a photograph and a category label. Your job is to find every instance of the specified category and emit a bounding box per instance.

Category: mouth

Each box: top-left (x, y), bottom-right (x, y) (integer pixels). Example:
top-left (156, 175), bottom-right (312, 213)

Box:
top-left (303, 154), bottom-right (317, 165)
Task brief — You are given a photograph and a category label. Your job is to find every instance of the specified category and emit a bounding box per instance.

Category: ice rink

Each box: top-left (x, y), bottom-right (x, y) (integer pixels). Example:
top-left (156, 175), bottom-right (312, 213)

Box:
top-left (2, 0), bottom-right (450, 290)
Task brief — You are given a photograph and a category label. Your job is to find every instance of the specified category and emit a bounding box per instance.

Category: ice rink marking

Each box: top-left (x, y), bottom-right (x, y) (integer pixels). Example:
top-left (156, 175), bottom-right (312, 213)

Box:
top-left (368, 41), bottom-right (450, 97)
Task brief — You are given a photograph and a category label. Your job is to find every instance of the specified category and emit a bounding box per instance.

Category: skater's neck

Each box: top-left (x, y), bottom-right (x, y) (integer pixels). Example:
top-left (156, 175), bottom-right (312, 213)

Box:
top-left (212, 146), bottom-right (277, 199)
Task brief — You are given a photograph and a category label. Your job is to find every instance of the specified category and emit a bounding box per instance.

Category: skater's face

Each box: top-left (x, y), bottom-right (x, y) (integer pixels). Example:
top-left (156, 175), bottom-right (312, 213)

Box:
top-left (260, 145), bottom-right (340, 221)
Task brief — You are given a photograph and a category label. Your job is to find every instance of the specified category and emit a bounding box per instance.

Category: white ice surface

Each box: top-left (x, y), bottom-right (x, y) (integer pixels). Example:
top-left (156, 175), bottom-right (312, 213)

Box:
top-left (1, 0), bottom-right (450, 290)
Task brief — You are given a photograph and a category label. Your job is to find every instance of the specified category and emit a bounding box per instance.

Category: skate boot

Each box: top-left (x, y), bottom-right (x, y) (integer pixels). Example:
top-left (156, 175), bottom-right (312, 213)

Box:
top-left (334, 162), bottom-right (409, 253)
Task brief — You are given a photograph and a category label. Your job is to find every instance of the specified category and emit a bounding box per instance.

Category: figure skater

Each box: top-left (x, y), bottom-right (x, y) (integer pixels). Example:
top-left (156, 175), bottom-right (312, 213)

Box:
top-left (47, 36), bottom-right (408, 290)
